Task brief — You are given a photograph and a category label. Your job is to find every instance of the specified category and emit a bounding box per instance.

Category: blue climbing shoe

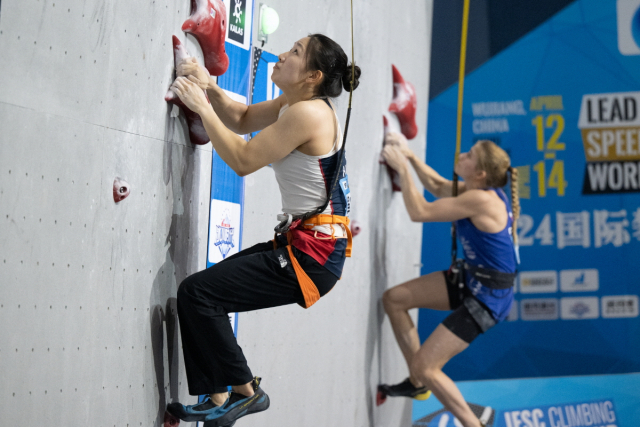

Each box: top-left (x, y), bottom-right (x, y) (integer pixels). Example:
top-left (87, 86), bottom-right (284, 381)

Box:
top-left (166, 396), bottom-right (234, 425)
top-left (202, 377), bottom-right (270, 427)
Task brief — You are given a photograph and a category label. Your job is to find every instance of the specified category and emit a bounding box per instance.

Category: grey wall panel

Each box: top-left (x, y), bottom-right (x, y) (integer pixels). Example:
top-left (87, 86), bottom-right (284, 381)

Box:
top-left (0, 2), bottom-right (211, 418)
top-left (0, 0), bottom-right (190, 141)
top-left (1, 0), bottom-right (433, 426)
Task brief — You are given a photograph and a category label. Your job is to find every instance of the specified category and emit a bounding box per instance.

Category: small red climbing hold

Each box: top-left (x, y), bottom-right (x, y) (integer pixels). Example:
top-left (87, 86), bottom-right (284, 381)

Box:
top-left (350, 220), bottom-right (362, 237)
top-left (113, 177), bottom-right (130, 203)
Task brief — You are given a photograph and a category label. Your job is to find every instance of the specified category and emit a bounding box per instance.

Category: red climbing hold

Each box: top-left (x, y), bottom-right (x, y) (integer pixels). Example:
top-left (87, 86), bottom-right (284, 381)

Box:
top-left (182, 0), bottom-right (229, 76)
top-left (388, 64), bottom-right (418, 140)
top-left (165, 35), bottom-right (211, 146)
top-left (350, 220), bottom-right (362, 237)
top-left (113, 177), bottom-right (130, 203)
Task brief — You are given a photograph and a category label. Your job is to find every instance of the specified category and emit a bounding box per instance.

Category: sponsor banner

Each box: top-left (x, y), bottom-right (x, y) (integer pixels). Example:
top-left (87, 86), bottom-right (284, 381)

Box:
top-left (582, 161), bottom-right (640, 194)
top-left (578, 91), bottom-right (640, 194)
top-left (207, 3), bottom-right (254, 269)
top-left (413, 374), bottom-right (640, 427)
top-left (519, 270), bottom-right (558, 293)
top-left (420, 0), bottom-right (640, 381)
top-left (560, 269), bottom-right (599, 292)
top-left (520, 298), bottom-right (558, 321)
top-left (499, 400), bottom-right (617, 427)
top-left (560, 296), bottom-right (599, 320)
top-left (224, 0), bottom-right (252, 50)
top-left (208, 199), bottom-right (242, 263)
top-left (200, 0), bottom-right (254, 411)
top-left (414, 404), bottom-right (495, 427)
top-left (471, 100), bottom-right (527, 135)
top-left (601, 294), bottom-right (639, 318)
top-left (616, 0), bottom-right (640, 56)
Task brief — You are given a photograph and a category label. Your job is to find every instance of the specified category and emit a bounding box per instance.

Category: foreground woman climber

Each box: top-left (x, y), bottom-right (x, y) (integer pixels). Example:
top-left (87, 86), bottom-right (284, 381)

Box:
top-left (379, 134), bottom-right (519, 427)
top-left (166, 34), bottom-right (360, 427)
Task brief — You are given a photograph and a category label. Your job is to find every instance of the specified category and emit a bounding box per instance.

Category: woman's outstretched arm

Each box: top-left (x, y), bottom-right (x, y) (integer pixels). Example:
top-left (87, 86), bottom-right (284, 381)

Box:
top-left (384, 132), bottom-right (466, 198)
top-left (177, 57), bottom-right (285, 135)
top-left (170, 76), bottom-right (320, 176)
top-left (381, 145), bottom-right (490, 223)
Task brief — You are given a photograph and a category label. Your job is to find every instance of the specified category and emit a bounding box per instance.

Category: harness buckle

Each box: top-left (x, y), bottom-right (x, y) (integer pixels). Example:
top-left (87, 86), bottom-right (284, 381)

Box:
top-left (274, 213), bottom-right (293, 234)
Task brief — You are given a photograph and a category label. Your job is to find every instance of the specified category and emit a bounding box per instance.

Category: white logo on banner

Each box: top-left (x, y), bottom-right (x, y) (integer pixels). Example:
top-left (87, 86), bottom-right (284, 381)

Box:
top-left (602, 295), bottom-right (639, 318)
top-left (223, 0), bottom-right (252, 50)
top-left (561, 297), bottom-right (599, 320)
top-left (519, 270), bottom-right (558, 293)
top-left (521, 298), bottom-right (558, 321)
top-left (560, 269), bottom-right (599, 292)
top-left (233, 0), bottom-right (243, 23)
top-left (208, 199), bottom-right (242, 264)
top-left (618, 0), bottom-right (640, 55)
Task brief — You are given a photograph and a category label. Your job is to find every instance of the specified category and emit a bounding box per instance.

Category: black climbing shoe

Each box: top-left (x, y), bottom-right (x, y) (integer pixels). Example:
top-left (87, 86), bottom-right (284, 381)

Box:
top-left (376, 378), bottom-right (431, 405)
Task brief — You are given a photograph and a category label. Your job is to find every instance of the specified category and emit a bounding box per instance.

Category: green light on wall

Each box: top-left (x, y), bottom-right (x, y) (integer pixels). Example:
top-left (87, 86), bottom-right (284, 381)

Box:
top-left (258, 4), bottom-right (279, 44)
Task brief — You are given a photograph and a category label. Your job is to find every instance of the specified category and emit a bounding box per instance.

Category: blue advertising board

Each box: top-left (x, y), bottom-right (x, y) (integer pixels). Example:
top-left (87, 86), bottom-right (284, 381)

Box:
top-left (413, 372), bottom-right (640, 426)
top-left (206, 0), bottom-right (254, 273)
top-left (414, 1), bottom-right (640, 425)
top-left (202, 0), bottom-right (280, 348)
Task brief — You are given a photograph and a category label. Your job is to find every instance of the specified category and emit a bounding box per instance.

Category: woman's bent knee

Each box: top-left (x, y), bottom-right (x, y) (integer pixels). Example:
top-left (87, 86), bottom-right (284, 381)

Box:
top-left (410, 359), bottom-right (438, 385)
top-left (382, 286), bottom-right (408, 312)
top-left (382, 288), bottom-right (396, 312)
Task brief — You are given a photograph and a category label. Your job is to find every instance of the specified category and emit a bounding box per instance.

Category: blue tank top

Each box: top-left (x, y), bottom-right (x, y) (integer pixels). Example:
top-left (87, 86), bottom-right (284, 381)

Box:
top-left (455, 188), bottom-right (517, 322)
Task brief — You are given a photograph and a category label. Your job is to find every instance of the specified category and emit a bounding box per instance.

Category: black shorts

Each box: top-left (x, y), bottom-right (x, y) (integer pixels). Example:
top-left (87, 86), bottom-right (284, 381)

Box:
top-left (441, 270), bottom-right (494, 344)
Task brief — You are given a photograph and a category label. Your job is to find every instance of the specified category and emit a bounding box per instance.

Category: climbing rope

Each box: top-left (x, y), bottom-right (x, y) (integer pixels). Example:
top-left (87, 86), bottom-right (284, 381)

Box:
top-left (451, 0), bottom-right (470, 264)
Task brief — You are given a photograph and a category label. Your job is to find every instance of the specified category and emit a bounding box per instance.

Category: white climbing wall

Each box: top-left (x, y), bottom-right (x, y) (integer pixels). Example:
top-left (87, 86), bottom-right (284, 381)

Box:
top-left (0, 0), bottom-right (433, 426)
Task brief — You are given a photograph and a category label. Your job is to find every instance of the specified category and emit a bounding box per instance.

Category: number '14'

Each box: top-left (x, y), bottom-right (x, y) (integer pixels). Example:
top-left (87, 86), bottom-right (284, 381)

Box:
top-left (533, 160), bottom-right (567, 197)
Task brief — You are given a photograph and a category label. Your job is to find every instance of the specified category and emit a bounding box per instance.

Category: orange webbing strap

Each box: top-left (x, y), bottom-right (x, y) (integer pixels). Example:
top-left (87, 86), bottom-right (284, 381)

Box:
top-left (286, 245), bottom-right (320, 309)
top-left (299, 214), bottom-right (352, 257)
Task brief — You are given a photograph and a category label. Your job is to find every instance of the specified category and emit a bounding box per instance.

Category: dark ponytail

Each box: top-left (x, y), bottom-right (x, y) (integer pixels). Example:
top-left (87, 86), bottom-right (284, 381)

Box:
top-left (306, 33), bottom-right (361, 98)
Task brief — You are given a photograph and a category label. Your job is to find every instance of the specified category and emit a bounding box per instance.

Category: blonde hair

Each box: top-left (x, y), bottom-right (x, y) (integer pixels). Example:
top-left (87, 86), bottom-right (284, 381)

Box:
top-left (474, 140), bottom-right (520, 245)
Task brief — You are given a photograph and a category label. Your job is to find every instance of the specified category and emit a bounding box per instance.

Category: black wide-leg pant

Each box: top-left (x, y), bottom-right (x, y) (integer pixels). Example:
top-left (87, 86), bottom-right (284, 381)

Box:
top-left (177, 235), bottom-right (338, 396)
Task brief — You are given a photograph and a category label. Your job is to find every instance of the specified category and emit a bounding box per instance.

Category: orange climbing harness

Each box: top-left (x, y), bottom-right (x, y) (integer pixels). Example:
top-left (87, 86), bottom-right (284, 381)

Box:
top-left (297, 214), bottom-right (353, 257)
top-left (274, 214), bottom-right (352, 309)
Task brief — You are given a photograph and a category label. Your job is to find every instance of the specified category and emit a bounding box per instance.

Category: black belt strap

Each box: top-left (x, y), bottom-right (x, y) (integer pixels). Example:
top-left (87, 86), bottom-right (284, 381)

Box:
top-left (464, 262), bottom-right (516, 290)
